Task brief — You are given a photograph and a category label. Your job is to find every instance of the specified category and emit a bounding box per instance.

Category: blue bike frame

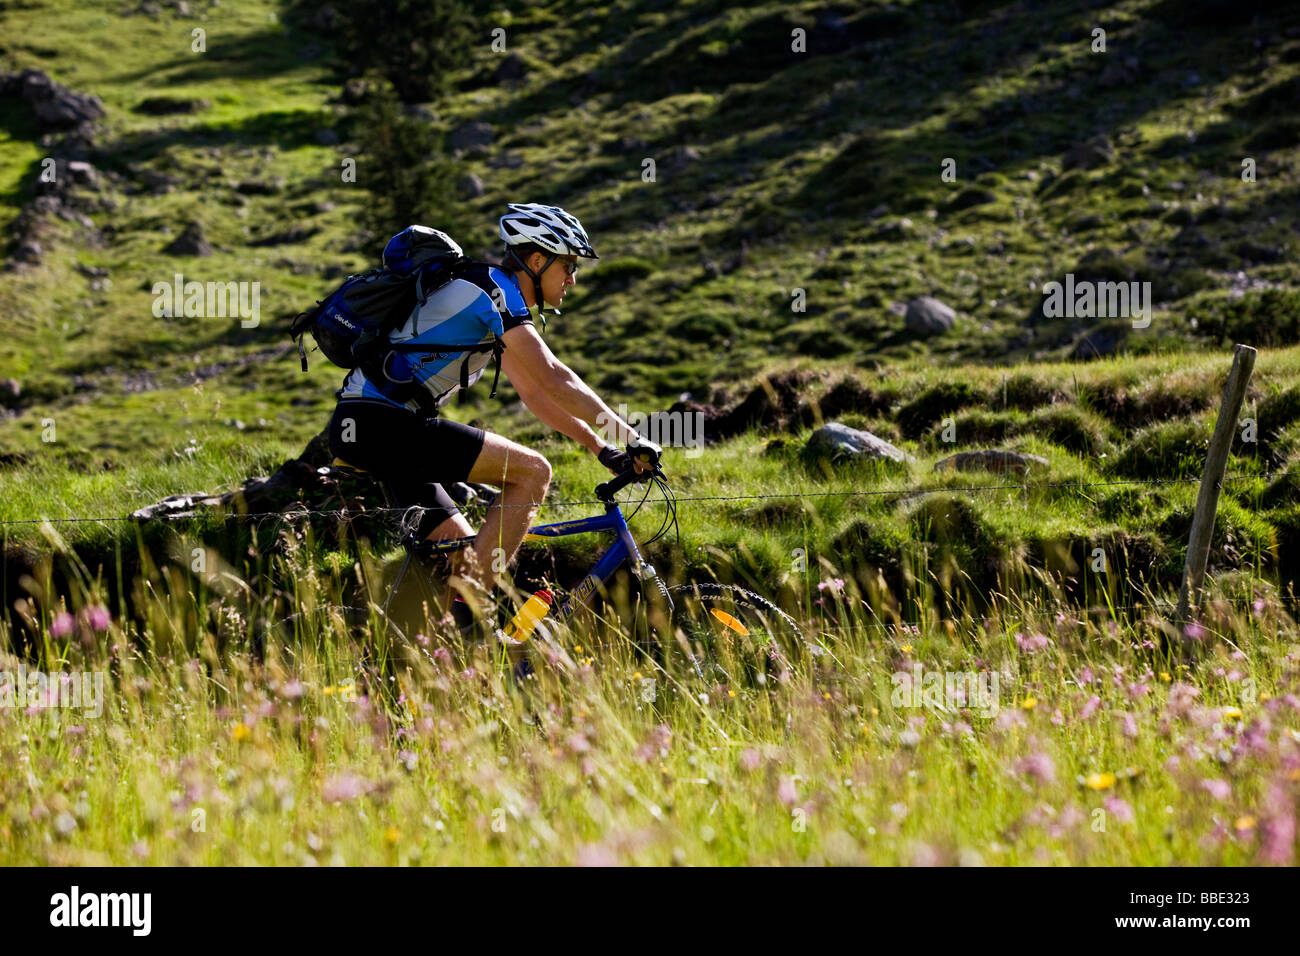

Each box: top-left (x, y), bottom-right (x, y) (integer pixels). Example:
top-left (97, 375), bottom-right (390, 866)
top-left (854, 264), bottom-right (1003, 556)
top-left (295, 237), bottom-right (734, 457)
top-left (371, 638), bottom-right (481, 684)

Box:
top-left (419, 501), bottom-right (654, 622)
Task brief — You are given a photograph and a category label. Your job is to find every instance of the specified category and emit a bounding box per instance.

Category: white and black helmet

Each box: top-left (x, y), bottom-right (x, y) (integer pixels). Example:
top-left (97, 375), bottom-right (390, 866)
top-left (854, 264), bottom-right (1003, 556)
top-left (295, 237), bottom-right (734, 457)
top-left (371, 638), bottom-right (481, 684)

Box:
top-left (499, 202), bottom-right (598, 259)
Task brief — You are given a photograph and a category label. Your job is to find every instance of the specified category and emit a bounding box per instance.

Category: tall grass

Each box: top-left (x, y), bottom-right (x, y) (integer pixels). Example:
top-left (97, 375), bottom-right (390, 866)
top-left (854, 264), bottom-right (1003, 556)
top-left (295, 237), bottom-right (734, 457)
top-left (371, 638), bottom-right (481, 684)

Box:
top-left (2, 524), bottom-right (1296, 866)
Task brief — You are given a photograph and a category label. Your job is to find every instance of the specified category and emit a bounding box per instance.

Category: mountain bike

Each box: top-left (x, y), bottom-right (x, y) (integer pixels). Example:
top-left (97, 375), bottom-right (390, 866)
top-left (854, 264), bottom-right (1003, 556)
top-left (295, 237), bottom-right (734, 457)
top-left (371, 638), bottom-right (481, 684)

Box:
top-left (277, 449), bottom-right (815, 687)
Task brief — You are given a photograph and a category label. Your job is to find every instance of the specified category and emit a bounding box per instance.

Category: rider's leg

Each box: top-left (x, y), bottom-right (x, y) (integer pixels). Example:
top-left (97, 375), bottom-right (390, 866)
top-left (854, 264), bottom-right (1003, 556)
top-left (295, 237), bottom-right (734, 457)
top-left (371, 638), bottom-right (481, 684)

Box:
top-left (465, 432), bottom-right (551, 595)
top-left (431, 513), bottom-right (527, 669)
top-left (425, 510), bottom-right (478, 614)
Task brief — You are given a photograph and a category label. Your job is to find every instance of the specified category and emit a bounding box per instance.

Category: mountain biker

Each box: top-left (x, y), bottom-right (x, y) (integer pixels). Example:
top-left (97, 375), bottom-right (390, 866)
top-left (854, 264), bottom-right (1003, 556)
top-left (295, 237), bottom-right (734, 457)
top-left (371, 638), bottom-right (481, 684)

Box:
top-left (327, 202), bottom-right (656, 634)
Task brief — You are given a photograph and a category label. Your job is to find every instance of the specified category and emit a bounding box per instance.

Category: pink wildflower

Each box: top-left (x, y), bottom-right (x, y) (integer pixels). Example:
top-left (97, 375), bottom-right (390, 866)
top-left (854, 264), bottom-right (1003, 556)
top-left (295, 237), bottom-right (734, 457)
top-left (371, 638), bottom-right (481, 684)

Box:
top-left (1103, 795), bottom-right (1135, 824)
top-left (1200, 779), bottom-right (1231, 802)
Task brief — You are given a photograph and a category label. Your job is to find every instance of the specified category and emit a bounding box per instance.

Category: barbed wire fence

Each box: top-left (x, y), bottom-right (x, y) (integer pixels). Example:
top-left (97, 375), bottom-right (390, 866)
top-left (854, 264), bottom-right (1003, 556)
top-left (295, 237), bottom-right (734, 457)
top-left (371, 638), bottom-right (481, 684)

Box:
top-left (0, 471), bottom-right (1280, 528)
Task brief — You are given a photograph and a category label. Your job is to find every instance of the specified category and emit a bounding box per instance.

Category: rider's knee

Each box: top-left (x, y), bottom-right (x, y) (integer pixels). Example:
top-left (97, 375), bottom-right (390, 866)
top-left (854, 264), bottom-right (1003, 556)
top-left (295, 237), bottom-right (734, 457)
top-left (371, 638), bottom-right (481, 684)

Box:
top-left (507, 449), bottom-right (551, 491)
top-left (533, 453), bottom-right (553, 488)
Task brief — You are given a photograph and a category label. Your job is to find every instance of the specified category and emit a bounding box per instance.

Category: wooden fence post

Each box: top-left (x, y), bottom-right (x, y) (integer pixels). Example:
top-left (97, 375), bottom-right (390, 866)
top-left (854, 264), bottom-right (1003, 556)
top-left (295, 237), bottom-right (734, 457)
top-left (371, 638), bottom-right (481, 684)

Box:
top-left (1175, 344), bottom-right (1257, 624)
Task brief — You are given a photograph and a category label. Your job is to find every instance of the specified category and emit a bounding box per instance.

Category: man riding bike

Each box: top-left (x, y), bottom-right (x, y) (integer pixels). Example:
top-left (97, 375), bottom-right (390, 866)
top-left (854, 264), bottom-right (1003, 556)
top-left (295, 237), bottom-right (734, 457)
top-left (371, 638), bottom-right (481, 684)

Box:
top-left (327, 202), bottom-right (655, 635)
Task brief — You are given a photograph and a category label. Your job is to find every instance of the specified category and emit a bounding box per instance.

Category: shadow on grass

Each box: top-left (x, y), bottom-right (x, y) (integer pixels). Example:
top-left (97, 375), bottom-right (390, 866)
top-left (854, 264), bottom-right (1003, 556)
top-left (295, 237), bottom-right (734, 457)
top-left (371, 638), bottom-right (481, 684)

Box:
top-left (468, 0), bottom-right (1299, 237)
top-left (105, 108), bottom-right (335, 163)
top-left (107, 24), bottom-right (322, 86)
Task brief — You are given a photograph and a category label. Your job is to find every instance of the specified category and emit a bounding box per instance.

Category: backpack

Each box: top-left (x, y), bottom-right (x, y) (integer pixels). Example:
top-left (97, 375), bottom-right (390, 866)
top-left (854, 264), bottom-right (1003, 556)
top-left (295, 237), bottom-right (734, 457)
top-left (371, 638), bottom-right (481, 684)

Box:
top-left (289, 225), bottom-right (506, 407)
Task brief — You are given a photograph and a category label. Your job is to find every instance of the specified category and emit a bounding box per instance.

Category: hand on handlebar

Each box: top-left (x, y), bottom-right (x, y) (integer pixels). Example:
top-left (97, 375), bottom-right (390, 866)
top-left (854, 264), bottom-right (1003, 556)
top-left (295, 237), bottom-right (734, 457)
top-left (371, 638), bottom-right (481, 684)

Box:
top-left (597, 444), bottom-right (632, 476)
top-left (597, 437), bottom-right (662, 478)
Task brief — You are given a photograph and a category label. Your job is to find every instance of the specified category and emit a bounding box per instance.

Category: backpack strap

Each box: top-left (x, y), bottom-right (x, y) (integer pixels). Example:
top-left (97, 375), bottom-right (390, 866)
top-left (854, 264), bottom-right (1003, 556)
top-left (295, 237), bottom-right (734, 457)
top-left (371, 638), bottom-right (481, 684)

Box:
top-left (289, 304), bottom-right (324, 371)
top-left (375, 334), bottom-right (508, 403)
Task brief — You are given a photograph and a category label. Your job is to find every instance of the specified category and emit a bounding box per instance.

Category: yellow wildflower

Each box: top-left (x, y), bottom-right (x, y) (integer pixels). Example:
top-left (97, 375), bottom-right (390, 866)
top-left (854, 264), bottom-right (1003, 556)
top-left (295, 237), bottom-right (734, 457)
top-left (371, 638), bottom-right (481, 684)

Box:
top-left (1084, 772), bottom-right (1116, 790)
top-left (1234, 816), bottom-right (1256, 831)
top-left (231, 723), bottom-right (251, 742)
top-left (1221, 707), bottom-right (1242, 720)
top-left (384, 827), bottom-right (401, 845)
top-left (1021, 696), bottom-right (1037, 710)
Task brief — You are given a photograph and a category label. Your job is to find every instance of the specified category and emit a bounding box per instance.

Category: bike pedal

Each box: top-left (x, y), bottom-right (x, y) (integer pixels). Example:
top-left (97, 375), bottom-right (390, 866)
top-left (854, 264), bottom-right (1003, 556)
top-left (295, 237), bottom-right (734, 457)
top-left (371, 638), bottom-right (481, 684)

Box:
top-left (495, 627), bottom-right (525, 646)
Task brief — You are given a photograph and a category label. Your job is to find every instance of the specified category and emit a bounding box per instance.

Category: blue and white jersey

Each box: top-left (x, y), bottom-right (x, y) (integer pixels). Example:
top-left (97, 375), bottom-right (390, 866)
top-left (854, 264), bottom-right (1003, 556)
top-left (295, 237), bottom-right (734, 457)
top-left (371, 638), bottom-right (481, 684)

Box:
top-left (337, 263), bottom-right (532, 411)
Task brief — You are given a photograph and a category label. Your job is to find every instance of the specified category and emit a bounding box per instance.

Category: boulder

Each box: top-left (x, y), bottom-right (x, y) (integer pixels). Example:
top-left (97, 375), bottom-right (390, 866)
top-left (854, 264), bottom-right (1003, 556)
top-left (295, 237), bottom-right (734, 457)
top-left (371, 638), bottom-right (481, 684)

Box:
top-left (934, 450), bottom-right (1049, 475)
top-left (457, 173), bottom-right (485, 198)
top-left (234, 178), bottom-right (283, 195)
top-left (126, 163), bottom-right (182, 195)
top-left (4, 69), bottom-right (106, 132)
top-left (1062, 135), bottom-right (1115, 171)
top-left (944, 187), bottom-right (997, 212)
top-left (134, 96), bottom-right (210, 115)
top-left (1099, 56), bottom-right (1139, 88)
top-left (448, 120), bottom-right (494, 152)
top-left (904, 296), bottom-right (956, 336)
top-left (1071, 325), bottom-right (1127, 360)
top-left (493, 52), bottom-right (529, 84)
top-left (605, 135), bottom-right (648, 155)
top-left (805, 422), bottom-right (910, 464)
top-left (14, 240), bottom-right (43, 263)
top-left (403, 103), bottom-right (438, 123)
top-left (665, 145), bottom-right (701, 171)
top-left (339, 78), bottom-right (369, 105)
top-left (65, 160), bottom-right (99, 187)
top-left (163, 222), bottom-right (213, 257)
top-left (872, 217), bottom-right (913, 240)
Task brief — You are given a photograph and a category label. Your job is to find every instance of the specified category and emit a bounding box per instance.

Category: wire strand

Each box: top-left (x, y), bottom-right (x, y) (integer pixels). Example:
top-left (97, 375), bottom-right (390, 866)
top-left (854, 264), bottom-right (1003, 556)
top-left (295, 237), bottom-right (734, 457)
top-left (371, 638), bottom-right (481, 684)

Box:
top-left (0, 471), bottom-right (1279, 527)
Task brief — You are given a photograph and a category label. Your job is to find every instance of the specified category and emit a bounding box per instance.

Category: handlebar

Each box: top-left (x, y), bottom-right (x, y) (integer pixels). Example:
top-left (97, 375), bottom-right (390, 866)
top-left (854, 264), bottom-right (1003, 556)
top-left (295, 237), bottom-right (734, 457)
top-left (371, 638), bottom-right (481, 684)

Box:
top-left (595, 463), bottom-right (663, 503)
top-left (595, 436), bottom-right (663, 502)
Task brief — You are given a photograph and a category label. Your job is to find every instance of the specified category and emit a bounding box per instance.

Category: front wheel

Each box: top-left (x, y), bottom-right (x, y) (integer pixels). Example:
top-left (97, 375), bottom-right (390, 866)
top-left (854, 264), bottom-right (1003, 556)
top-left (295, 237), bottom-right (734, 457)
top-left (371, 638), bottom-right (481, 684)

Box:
top-left (667, 583), bottom-right (819, 686)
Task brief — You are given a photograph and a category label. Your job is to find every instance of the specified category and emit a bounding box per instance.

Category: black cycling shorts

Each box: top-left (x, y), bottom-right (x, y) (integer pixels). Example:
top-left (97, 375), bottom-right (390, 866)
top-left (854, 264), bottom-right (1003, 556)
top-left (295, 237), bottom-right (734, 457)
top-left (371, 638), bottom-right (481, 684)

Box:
top-left (328, 400), bottom-right (486, 532)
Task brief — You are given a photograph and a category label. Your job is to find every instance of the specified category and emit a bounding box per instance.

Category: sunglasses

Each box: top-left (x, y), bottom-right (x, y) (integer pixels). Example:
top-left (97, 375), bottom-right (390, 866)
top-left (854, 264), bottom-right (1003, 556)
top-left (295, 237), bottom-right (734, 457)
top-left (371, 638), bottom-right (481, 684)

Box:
top-left (555, 258), bottom-right (580, 276)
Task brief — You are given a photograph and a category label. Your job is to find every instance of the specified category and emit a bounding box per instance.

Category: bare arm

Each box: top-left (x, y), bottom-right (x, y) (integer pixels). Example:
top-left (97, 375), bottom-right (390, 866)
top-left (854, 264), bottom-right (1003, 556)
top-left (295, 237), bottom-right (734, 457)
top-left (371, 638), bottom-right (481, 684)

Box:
top-left (512, 376), bottom-right (605, 454)
top-left (501, 324), bottom-right (641, 448)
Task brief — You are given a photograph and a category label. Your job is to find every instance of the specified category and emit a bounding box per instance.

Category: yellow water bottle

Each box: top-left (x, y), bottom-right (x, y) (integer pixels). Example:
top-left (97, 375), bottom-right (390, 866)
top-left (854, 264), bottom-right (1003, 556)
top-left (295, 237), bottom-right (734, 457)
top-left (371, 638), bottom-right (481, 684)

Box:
top-left (502, 589), bottom-right (553, 644)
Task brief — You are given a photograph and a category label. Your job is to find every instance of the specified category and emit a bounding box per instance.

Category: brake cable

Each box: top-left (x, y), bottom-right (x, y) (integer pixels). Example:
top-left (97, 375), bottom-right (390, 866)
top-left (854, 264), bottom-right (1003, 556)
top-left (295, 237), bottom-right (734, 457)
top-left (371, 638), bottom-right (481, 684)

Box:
top-left (642, 473), bottom-right (680, 547)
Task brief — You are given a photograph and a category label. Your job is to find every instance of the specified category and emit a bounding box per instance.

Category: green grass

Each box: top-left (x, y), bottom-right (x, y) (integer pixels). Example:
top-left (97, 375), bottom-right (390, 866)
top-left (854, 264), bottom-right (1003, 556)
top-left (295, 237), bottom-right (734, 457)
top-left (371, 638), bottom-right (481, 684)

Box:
top-left (3, 0), bottom-right (1300, 865)
top-left (2, 532), bottom-right (1295, 865)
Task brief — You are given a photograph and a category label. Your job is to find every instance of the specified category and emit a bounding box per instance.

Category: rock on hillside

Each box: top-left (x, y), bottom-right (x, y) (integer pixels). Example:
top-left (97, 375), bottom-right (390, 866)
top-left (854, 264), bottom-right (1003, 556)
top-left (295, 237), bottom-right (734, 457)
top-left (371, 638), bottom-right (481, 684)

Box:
top-left (0, 68), bottom-right (105, 134)
top-left (805, 422), bottom-right (910, 463)
top-left (905, 297), bottom-right (957, 337)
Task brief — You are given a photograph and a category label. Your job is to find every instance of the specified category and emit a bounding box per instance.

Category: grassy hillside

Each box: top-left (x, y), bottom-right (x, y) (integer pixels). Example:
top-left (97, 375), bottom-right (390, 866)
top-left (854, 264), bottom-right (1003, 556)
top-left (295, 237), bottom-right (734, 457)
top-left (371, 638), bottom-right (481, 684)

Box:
top-left (3, 0), bottom-right (1300, 870)
top-left (0, 0), bottom-right (1298, 597)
